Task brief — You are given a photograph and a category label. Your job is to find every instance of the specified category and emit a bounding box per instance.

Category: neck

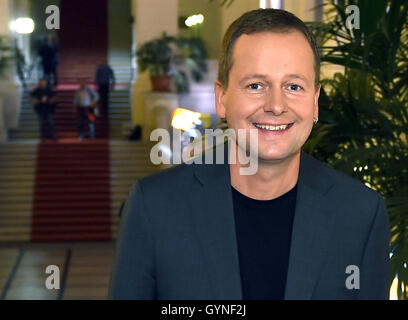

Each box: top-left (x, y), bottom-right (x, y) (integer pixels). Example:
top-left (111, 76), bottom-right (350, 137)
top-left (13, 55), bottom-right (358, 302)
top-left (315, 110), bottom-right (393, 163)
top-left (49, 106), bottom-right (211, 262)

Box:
top-left (229, 148), bottom-right (301, 200)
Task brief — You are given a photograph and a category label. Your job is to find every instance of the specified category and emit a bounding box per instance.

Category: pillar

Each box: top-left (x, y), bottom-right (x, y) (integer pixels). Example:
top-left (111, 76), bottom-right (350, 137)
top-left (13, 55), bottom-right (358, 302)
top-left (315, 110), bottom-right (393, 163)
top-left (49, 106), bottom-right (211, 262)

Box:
top-left (0, 0), bottom-right (26, 141)
top-left (130, 0), bottom-right (178, 139)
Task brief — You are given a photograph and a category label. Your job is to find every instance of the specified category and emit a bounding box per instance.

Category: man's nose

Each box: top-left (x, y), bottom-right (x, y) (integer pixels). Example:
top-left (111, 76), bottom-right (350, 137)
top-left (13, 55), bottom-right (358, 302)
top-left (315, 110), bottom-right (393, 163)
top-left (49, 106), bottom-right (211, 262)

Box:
top-left (263, 89), bottom-right (287, 115)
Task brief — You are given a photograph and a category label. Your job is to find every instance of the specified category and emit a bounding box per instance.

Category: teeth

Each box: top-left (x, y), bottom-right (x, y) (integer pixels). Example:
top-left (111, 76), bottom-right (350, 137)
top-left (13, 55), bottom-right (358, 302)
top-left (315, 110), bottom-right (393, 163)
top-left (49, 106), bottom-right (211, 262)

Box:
top-left (254, 123), bottom-right (290, 131)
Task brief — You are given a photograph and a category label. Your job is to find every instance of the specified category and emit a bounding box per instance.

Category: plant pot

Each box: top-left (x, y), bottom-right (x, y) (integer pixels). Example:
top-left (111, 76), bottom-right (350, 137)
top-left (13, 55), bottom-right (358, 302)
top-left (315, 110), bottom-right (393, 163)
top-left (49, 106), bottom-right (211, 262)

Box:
top-left (150, 75), bottom-right (172, 92)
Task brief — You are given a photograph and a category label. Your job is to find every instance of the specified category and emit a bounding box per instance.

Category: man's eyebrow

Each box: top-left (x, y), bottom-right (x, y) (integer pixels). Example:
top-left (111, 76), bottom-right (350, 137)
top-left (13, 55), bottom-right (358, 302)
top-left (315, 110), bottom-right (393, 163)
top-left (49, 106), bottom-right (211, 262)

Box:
top-left (286, 74), bottom-right (310, 84)
top-left (239, 73), bottom-right (311, 85)
top-left (239, 74), bottom-right (268, 83)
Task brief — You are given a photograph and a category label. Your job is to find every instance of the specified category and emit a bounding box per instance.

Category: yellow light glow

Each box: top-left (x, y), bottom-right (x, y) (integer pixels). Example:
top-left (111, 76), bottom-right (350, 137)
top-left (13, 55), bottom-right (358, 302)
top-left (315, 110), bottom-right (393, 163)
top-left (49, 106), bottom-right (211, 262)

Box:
top-left (197, 14), bottom-right (204, 24)
top-left (171, 108), bottom-right (201, 132)
top-left (13, 18), bottom-right (35, 34)
top-left (9, 21), bottom-right (16, 32)
top-left (185, 17), bottom-right (193, 27)
top-left (390, 276), bottom-right (399, 300)
top-left (185, 14), bottom-right (204, 28)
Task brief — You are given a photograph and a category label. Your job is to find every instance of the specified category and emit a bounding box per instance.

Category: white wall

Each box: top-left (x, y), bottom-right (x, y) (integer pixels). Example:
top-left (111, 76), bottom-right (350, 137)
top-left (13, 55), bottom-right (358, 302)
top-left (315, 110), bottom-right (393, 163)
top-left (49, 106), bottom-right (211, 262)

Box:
top-left (283, 0), bottom-right (319, 21)
top-left (220, 0), bottom-right (259, 36)
top-left (0, 0), bottom-right (25, 139)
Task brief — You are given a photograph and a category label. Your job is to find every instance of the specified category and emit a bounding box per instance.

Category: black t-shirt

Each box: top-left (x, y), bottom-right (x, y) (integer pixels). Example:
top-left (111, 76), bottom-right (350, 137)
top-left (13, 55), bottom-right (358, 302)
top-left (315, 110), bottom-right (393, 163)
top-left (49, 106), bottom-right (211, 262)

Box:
top-left (30, 88), bottom-right (56, 112)
top-left (30, 88), bottom-right (55, 103)
top-left (232, 183), bottom-right (298, 300)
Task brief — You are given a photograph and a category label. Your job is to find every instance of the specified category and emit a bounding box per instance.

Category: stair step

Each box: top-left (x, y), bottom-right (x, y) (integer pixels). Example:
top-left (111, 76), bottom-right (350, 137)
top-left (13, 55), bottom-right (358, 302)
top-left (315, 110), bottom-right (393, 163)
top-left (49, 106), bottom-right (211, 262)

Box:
top-left (32, 218), bottom-right (111, 227)
top-left (31, 233), bottom-right (111, 242)
top-left (0, 211), bottom-right (32, 218)
top-left (0, 226), bottom-right (31, 235)
top-left (3, 82), bottom-right (161, 242)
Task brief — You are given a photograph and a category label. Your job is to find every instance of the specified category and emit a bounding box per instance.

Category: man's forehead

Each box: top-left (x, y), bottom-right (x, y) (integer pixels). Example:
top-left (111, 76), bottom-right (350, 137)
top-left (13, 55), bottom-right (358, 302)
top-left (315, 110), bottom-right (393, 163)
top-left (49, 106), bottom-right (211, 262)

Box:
top-left (230, 31), bottom-right (315, 77)
top-left (233, 30), bottom-right (311, 52)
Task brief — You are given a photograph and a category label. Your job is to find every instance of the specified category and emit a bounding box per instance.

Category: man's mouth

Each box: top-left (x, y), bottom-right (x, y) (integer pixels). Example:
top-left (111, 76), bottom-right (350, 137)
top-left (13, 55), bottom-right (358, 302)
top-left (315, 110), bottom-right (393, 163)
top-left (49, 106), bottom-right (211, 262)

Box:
top-left (253, 122), bottom-right (294, 131)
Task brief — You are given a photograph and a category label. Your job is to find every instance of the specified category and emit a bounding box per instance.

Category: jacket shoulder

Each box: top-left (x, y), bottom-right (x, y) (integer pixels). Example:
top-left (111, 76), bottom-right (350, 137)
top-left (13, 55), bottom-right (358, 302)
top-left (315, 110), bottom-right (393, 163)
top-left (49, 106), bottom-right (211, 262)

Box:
top-left (304, 153), bottom-right (383, 204)
top-left (137, 163), bottom-right (195, 194)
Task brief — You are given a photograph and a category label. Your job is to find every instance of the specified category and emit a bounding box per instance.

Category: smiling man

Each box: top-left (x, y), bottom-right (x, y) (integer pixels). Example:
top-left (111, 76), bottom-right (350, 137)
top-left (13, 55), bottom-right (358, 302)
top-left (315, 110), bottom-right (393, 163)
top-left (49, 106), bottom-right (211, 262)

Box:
top-left (216, 30), bottom-right (320, 201)
top-left (109, 9), bottom-right (390, 300)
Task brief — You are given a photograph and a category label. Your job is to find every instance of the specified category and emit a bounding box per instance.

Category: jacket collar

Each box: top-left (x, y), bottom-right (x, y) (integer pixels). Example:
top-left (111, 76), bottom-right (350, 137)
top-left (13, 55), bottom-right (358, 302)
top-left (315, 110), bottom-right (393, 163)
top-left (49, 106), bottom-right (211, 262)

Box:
top-left (189, 145), bottom-right (335, 299)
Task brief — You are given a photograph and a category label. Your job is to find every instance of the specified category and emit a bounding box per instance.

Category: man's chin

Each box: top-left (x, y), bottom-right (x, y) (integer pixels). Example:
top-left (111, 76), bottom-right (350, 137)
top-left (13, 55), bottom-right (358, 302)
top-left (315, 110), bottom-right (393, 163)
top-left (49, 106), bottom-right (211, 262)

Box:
top-left (257, 149), bottom-right (300, 164)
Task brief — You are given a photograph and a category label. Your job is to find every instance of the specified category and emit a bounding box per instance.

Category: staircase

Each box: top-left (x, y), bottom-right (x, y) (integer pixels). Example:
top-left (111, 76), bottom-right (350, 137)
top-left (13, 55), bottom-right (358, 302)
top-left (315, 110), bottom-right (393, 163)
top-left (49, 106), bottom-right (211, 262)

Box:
top-left (57, 55), bottom-right (107, 85)
top-left (0, 142), bottom-right (37, 242)
top-left (106, 89), bottom-right (132, 139)
top-left (54, 89), bottom-right (109, 139)
top-left (8, 90), bottom-right (37, 140)
top-left (31, 140), bottom-right (111, 242)
top-left (3, 86), bottom-right (158, 242)
top-left (58, 0), bottom-right (108, 85)
top-left (109, 141), bottom-right (159, 238)
top-left (109, 52), bottom-right (133, 85)
top-left (9, 88), bottom-right (131, 140)
top-left (0, 0), bottom-right (163, 243)
top-left (0, 140), bottom-right (159, 242)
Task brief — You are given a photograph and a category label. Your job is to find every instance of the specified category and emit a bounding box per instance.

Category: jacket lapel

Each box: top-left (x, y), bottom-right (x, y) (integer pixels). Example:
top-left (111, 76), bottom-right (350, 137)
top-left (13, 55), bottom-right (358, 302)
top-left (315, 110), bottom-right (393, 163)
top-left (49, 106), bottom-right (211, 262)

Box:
top-left (188, 147), bottom-right (243, 299)
top-left (189, 148), bottom-right (335, 300)
top-left (284, 152), bottom-right (335, 299)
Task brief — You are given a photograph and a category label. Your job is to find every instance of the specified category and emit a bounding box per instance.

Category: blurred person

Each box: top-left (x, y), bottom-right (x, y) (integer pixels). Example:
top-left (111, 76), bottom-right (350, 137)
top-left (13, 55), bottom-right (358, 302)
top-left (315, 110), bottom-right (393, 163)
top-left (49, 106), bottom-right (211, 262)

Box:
top-left (38, 35), bottom-right (59, 87)
top-left (38, 35), bottom-right (59, 88)
top-left (30, 78), bottom-right (57, 140)
top-left (73, 78), bottom-right (99, 140)
top-left (94, 64), bottom-right (115, 118)
top-left (109, 9), bottom-right (390, 300)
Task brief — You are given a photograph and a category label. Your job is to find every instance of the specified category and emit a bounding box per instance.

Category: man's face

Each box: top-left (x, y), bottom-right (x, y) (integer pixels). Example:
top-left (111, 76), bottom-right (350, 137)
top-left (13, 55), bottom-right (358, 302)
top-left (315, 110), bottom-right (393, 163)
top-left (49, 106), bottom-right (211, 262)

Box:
top-left (79, 79), bottom-right (86, 88)
top-left (39, 79), bottom-right (47, 88)
top-left (215, 31), bottom-right (320, 163)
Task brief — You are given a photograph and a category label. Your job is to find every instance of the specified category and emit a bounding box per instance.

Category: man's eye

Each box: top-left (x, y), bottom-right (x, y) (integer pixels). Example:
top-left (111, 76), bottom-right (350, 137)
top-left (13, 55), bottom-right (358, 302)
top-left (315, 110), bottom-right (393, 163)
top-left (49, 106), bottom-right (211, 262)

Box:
top-left (248, 83), bottom-right (262, 90)
top-left (288, 84), bottom-right (303, 91)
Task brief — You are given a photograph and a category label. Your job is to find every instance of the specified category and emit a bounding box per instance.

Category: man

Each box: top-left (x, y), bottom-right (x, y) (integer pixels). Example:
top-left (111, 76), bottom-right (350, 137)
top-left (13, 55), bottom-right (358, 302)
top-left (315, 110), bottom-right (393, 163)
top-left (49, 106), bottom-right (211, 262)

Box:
top-left (73, 78), bottom-right (99, 139)
top-left (109, 9), bottom-right (390, 299)
top-left (94, 64), bottom-right (115, 118)
top-left (39, 35), bottom-right (59, 88)
top-left (30, 78), bottom-right (57, 140)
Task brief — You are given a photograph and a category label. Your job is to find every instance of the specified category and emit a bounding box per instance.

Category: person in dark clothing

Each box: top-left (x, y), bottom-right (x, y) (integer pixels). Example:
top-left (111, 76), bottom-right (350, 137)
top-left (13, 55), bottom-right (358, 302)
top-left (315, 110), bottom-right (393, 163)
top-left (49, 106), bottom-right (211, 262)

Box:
top-left (109, 9), bottom-right (390, 300)
top-left (94, 64), bottom-right (115, 118)
top-left (39, 35), bottom-right (59, 88)
top-left (30, 78), bottom-right (57, 140)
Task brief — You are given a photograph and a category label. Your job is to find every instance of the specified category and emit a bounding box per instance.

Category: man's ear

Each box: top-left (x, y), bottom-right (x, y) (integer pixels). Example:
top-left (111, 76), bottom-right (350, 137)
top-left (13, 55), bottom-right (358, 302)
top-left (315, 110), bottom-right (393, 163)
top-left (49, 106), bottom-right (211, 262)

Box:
top-left (214, 80), bottom-right (227, 119)
top-left (314, 83), bottom-right (321, 120)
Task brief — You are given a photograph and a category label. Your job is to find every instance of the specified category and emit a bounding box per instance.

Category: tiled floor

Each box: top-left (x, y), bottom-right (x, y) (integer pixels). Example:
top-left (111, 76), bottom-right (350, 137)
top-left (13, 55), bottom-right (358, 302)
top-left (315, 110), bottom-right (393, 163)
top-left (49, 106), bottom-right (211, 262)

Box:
top-left (0, 242), bottom-right (115, 300)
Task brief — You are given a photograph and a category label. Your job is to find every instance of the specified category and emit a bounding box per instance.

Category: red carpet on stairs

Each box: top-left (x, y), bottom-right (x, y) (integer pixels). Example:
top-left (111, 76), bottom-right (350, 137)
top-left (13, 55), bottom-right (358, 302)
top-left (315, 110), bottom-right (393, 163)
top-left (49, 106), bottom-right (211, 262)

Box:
top-left (31, 140), bottom-right (111, 242)
top-left (54, 89), bottom-right (109, 140)
top-left (54, 0), bottom-right (109, 139)
top-left (58, 0), bottom-right (108, 84)
top-left (30, 0), bottom-right (112, 242)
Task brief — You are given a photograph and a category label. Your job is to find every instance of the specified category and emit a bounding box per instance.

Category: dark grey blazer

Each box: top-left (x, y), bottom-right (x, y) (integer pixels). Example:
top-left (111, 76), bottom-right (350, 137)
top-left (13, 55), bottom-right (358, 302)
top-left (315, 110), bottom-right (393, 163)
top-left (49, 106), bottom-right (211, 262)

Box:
top-left (108, 151), bottom-right (390, 300)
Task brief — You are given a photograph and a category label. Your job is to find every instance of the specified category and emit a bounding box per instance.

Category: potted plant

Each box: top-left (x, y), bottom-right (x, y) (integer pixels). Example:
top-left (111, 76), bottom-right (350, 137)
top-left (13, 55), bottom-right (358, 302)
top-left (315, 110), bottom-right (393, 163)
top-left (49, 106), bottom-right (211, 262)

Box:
top-left (172, 36), bottom-right (208, 93)
top-left (304, 0), bottom-right (408, 299)
top-left (136, 33), bottom-right (208, 93)
top-left (136, 33), bottom-right (173, 91)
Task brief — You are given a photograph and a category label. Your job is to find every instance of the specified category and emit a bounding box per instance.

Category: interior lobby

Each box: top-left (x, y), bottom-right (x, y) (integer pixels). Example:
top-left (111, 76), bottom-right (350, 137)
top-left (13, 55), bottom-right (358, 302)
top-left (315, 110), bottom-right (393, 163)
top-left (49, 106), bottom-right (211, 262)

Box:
top-left (0, 0), bottom-right (403, 300)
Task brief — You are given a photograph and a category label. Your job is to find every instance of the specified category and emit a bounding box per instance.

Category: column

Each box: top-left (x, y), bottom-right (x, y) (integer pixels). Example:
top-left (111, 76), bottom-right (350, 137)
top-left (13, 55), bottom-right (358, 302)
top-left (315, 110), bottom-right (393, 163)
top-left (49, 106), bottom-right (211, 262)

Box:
top-left (130, 0), bottom-right (178, 140)
top-left (283, 0), bottom-right (318, 21)
top-left (0, 0), bottom-right (23, 141)
top-left (220, 0), bottom-right (259, 37)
